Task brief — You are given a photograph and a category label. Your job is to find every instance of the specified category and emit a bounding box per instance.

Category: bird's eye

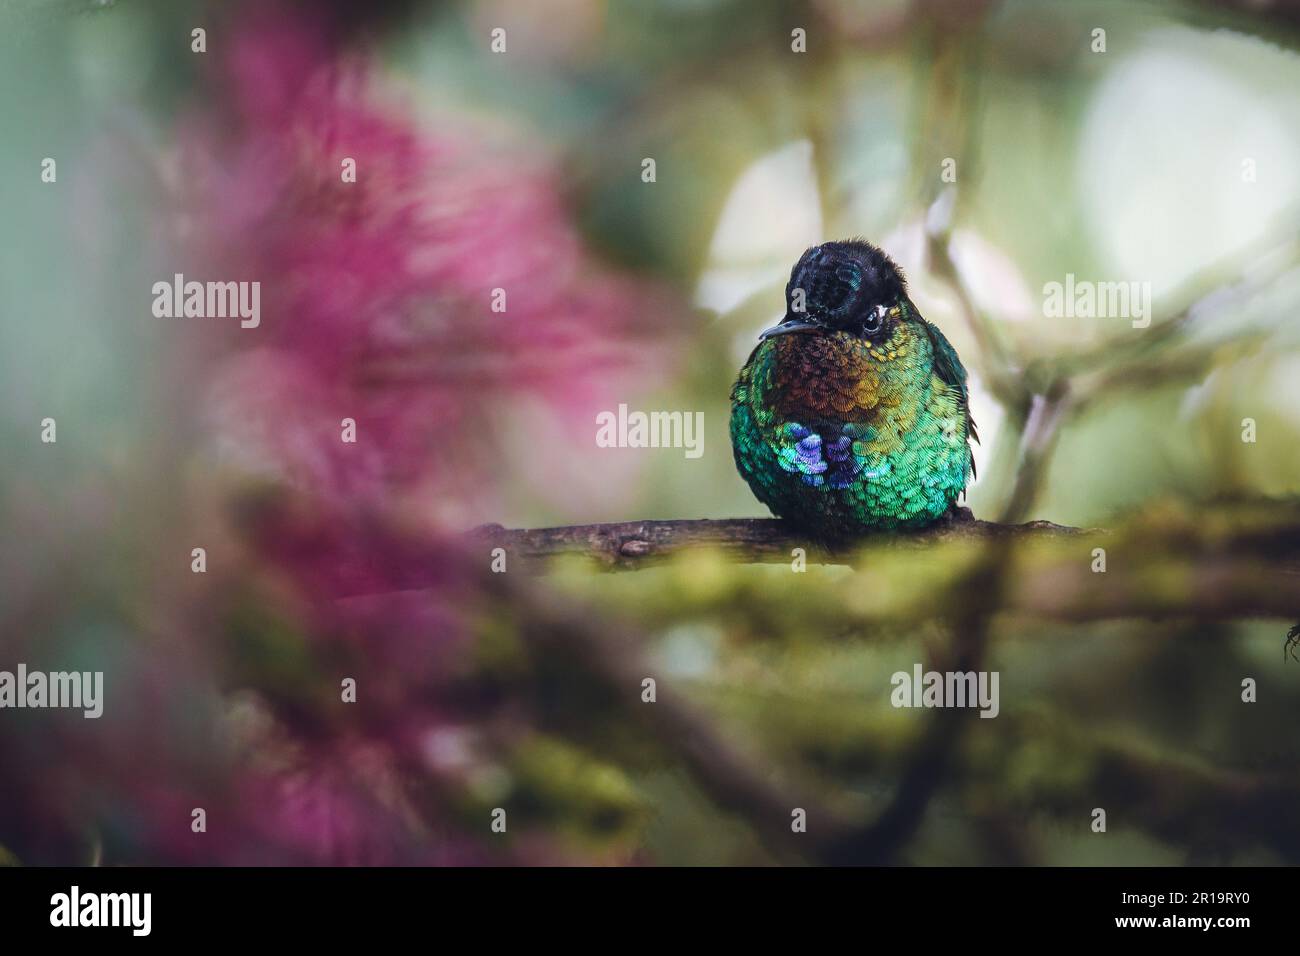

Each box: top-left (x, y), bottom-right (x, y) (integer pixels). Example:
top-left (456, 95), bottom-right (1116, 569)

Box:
top-left (861, 305), bottom-right (887, 337)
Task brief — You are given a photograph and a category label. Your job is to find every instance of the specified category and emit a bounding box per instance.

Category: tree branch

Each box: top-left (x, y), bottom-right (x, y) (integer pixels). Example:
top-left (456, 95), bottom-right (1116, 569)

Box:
top-left (468, 508), bottom-right (1091, 571)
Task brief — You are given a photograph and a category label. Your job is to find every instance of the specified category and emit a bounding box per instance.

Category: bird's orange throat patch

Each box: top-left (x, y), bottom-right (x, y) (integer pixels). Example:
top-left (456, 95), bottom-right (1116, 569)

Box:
top-left (766, 323), bottom-right (922, 420)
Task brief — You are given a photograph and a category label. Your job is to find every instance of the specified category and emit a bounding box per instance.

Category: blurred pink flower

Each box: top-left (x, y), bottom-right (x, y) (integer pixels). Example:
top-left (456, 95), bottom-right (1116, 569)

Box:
top-left (163, 7), bottom-right (671, 512)
top-left (0, 4), bottom-right (678, 868)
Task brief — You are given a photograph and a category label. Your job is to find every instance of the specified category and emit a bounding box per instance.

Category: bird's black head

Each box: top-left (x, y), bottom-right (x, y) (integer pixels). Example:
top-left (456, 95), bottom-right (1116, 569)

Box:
top-left (761, 240), bottom-right (907, 341)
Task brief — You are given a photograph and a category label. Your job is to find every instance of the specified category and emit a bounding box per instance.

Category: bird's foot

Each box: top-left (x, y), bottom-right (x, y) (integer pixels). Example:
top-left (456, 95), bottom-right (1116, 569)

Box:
top-left (940, 504), bottom-right (976, 527)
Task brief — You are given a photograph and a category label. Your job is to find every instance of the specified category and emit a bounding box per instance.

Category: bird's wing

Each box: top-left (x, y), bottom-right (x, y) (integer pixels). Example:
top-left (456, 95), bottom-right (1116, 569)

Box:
top-left (918, 313), bottom-right (979, 479)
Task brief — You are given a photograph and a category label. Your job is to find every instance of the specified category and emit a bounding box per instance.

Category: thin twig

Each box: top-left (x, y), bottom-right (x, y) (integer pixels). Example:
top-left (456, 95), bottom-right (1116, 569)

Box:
top-left (998, 379), bottom-right (1074, 523)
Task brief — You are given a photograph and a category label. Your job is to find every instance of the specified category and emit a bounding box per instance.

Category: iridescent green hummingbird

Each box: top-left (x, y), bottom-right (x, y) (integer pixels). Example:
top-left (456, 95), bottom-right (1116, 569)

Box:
top-left (730, 240), bottom-right (977, 537)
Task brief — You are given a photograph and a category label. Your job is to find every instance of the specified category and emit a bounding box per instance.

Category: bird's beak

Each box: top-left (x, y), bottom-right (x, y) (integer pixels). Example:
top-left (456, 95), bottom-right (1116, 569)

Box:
top-left (759, 315), bottom-right (823, 341)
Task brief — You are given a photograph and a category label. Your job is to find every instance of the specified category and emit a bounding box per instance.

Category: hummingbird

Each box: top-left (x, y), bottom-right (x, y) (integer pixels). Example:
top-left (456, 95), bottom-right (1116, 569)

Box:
top-left (730, 239), bottom-right (977, 537)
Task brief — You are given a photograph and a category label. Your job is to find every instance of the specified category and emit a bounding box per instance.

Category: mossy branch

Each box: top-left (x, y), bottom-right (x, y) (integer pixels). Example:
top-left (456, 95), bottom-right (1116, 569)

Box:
top-left (466, 503), bottom-right (1300, 625)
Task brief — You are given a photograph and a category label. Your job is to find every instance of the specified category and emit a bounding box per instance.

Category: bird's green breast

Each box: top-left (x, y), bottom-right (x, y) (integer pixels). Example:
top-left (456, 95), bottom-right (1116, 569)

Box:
top-left (730, 318), bottom-right (972, 535)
